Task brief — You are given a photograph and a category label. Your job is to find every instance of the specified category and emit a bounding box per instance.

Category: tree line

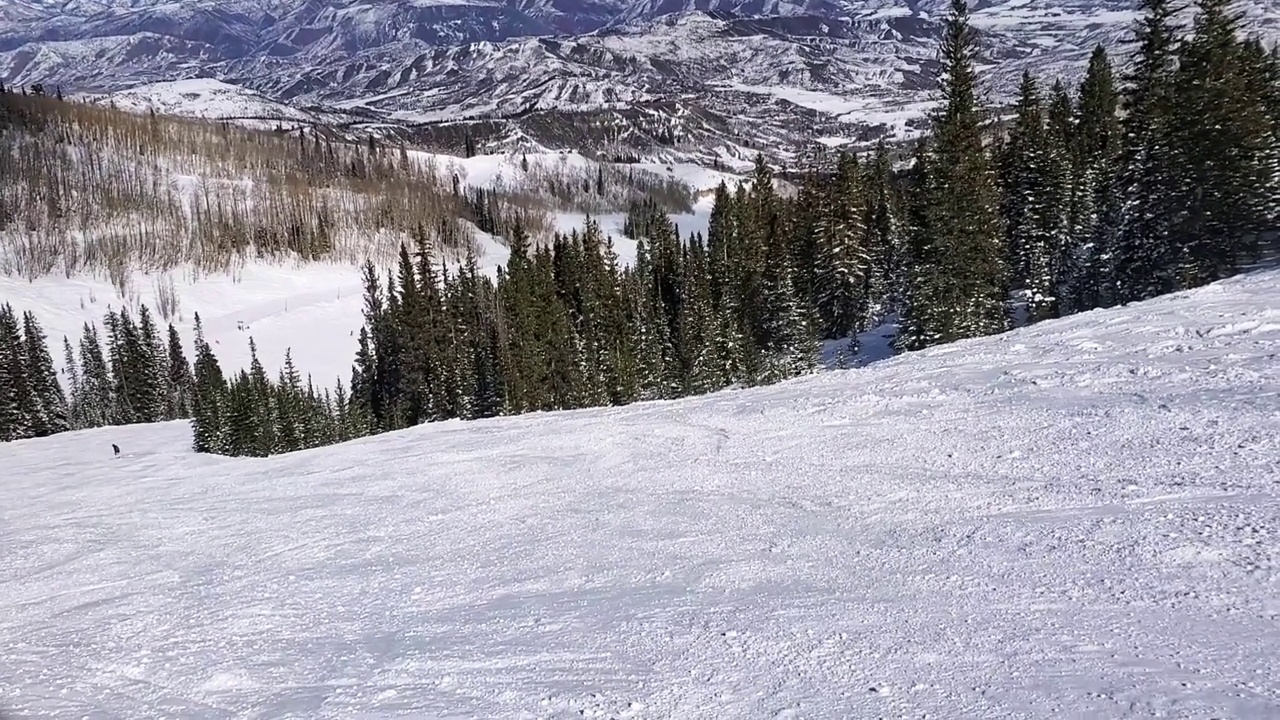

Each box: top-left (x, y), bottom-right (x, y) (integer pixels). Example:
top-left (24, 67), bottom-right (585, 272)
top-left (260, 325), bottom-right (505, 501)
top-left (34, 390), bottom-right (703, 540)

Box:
top-left (0, 301), bottom-right (195, 441)
top-left (0, 299), bottom-right (351, 456)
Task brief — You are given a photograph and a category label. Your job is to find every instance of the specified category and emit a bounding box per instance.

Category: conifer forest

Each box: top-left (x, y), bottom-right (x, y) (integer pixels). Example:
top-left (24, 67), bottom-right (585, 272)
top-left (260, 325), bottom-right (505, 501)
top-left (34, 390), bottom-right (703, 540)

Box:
top-left (1, 0), bottom-right (1277, 456)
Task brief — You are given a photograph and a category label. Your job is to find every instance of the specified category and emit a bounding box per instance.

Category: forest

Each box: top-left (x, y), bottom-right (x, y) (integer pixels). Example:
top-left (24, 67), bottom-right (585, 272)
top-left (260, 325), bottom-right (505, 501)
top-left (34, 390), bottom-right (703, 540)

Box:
top-left (1, 0), bottom-right (1277, 454)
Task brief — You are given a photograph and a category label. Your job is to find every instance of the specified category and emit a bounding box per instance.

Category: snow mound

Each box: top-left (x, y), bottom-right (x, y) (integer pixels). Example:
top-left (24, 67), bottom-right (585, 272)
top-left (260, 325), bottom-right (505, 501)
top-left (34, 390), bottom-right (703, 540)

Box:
top-left (1, 269), bottom-right (1278, 718)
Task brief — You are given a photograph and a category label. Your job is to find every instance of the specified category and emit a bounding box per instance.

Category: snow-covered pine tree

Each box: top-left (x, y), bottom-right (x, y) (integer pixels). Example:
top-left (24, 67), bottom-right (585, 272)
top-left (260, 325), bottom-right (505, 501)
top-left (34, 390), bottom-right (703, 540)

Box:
top-left (1043, 80), bottom-right (1076, 318)
top-left (755, 222), bottom-right (818, 383)
top-left (135, 304), bottom-right (169, 423)
top-left (61, 335), bottom-right (83, 429)
top-left (1168, 0), bottom-right (1272, 284)
top-left (0, 304), bottom-right (34, 441)
top-left (191, 313), bottom-right (228, 454)
top-left (245, 337), bottom-right (276, 456)
top-left (1001, 72), bottom-right (1059, 323)
top-left (21, 311), bottom-right (69, 436)
top-left (676, 233), bottom-right (719, 395)
top-left (1112, 0), bottom-right (1181, 303)
top-left (1065, 45), bottom-right (1121, 313)
top-left (862, 142), bottom-right (905, 328)
top-left (273, 349), bottom-right (304, 454)
top-left (812, 152), bottom-right (870, 340)
top-left (77, 323), bottom-right (113, 429)
top-left (903, 0), bottom-right (1008, 348)
top-left (166, 323), bottom-right (194, 420)
top-left (1238, 40), bottom-right (1280, 235)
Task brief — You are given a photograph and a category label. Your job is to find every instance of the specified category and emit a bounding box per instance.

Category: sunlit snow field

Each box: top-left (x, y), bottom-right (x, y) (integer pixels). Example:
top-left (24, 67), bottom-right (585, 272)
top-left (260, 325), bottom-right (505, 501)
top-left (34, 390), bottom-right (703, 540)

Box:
top-left (1, 269), bottom-right (1278, 718)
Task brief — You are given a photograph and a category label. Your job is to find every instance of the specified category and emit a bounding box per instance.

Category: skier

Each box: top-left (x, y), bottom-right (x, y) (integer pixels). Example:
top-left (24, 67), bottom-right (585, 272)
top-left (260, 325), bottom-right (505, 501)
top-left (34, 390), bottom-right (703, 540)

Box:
top-left (112, 443), bottom-right (120, 457)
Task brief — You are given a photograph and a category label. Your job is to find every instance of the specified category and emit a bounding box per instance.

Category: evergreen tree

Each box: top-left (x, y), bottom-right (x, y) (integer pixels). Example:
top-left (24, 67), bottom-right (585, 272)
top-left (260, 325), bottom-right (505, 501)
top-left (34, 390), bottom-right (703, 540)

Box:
top-left (1066, 45), bottom-right (1121, 312)
top-left (0, 304), bottom-right (35, 441)
top-left (1168, 0), bottom-right (1275, 282)
top-left (245, 337), bottom-right (276, 456)
top-left (166, 323), bottom-right (195, 420)
top-left (755, 225), bottom-right (818, 381)
top-left (76, 323), bottom-right (113, 429)
top-left (812, 152), bottom-right (870, 339)
top-left (863, 142), bottom-right (906, 327)
top-left (274, 349), bottom-right (305, 454)
top-left (1112, 0), bottom-right (1180, 302)
top-left (1239, 40), bottom-right (1280, 232)
top-left (22, 311), bottom-right (68, 436)
top-left (134, 304), bottom-right (168, 423)
top-left (902, 0), bottom-right (1008, 349)
top-left (999, 73), bottom-right (1074, 323)
top-left (62, 335), bottom-right (83, 429)
top-left (191, 313), bottom-right (228, 454)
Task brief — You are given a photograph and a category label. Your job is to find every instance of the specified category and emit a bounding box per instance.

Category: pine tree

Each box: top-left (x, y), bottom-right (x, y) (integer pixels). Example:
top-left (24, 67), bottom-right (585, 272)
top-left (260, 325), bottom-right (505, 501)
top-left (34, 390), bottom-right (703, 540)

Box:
top-left (1239, 40), bottom-right (1280, 234)
top-left (62, 335), bottom-right (83, 429)
top-left (76, 323), bottom-right (113, 429)
top-left (191, 313), bottom-right (228, 454)
top-left (1112, 0), bottom-right (1180, 302)
top-left (1043, 80), bottom-right (1075, 317)
top-left (1001, 71), bottom-right (1059, 323)
top-left (755, 224), bottom-right (818, 382)
top-left (104, 308), bottom-right (137, 424)
top-left (863, 142), bottom-right (906, 327)
top-left (223, 371), bottom-right (261, 457)
top-left (812, 152), bottom-right (870, 339)
top-left (134, 304), bottom-right (168, 423)
top-left (166, 323), bottom-right (195, 419)
top-left (1168, 0), bottom-right (1275, 282)
top-left (0, 304), bottom-right (34, 441)
top-left (274, 349), bottom-right (305, 454)
top-left (902, 0), bottom-right (1008, 349)
top-left (1066, 45), bottom-right (1121, 312)
top-left (22, 311), bottom-right (69, 436)
top-left (245, 337), bottom-right (276, 456)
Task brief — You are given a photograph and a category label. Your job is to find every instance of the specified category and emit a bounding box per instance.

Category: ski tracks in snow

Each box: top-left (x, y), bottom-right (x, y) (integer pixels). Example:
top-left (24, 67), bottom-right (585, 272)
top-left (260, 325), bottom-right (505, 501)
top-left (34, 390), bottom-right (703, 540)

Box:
top-left (1, 271), bottom-right (1279, 718)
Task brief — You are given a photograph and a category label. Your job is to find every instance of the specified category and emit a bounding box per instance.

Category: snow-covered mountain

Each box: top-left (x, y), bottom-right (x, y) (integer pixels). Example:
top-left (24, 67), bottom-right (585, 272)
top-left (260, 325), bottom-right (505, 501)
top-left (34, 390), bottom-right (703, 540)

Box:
top-left (2, 267), bottom-right (1278, 717)
top-left (2, 0), bottom-right (1278, 157)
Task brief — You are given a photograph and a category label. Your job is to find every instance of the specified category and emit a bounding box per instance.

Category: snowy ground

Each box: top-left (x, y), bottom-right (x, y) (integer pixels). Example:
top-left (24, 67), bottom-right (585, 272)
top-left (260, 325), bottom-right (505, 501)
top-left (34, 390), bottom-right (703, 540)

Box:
top-left (2, 270), bottom-right (1279, 719)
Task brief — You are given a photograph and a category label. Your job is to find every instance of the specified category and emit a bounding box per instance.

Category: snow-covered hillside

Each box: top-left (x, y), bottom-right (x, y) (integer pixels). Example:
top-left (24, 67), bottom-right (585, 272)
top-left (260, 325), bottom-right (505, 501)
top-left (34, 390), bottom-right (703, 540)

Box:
top-left (75, 79), bottom-right (329, 129)
top-left (9, 0), bottom-right (1278, 159)
top-left (2, 269), bottom-right (1278, 718)
top-left (0, 149), bottom-right (731, 388)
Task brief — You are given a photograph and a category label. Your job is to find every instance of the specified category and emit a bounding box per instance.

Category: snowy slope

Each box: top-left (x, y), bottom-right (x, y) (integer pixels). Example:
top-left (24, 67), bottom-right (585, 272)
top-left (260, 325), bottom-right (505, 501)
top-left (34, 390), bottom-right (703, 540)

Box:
top-left (2, 269), bottom-right (1279, 718)
top-left (75, 78), bottom-right (331, 128)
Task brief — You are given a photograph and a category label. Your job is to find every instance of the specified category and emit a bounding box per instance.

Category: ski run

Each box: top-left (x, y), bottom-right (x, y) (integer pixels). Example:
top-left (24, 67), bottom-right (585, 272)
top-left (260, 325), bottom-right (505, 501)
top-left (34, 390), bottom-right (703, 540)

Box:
top-left (1, 268), bottom-right (1278, 718)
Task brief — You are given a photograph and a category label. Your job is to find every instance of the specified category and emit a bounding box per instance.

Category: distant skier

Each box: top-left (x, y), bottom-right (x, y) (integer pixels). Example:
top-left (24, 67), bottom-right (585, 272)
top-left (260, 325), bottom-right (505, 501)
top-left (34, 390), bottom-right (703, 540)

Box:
top-left (112, 443), bottom-right (120, 457)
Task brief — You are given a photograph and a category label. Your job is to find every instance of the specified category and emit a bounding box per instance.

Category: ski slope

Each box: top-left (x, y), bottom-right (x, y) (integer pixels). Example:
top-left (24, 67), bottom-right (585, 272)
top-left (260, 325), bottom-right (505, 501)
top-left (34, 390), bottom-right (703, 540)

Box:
top-left (2, 270), bottom-right (1279, 719)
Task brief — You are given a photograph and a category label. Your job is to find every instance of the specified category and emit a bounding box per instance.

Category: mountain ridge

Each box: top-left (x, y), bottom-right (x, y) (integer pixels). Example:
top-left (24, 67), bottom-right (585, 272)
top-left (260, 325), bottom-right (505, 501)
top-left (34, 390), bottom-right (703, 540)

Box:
top-left (3, 0), bottom-right (1278, 158)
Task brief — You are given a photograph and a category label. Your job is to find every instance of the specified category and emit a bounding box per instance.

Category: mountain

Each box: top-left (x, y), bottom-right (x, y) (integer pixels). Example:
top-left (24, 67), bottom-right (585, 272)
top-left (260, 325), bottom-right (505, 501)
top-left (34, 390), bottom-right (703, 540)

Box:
top-left (2, 0), bottom-right (1279, 159)
top-left (2, 267), bottom-right (1278, 717)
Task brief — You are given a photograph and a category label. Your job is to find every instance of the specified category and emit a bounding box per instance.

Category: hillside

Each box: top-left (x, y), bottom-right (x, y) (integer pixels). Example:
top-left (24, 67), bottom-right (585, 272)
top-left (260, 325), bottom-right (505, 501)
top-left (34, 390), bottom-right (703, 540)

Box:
top-left (2, 268), bottom-right (1277, 718)
top-left (5, 0), bottom-right (1277, 159)
top-left (0, 92), bottom-right (728, 385)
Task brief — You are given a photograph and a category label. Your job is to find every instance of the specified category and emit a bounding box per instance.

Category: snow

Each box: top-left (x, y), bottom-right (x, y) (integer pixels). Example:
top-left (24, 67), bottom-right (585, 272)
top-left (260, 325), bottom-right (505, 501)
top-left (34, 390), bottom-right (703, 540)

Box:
top-left (2, 269), bottom-right (1279, 718)
top-left (77, 79), bottom-right (319, 128)
top-left (721, 83), bottom-right (937, 138)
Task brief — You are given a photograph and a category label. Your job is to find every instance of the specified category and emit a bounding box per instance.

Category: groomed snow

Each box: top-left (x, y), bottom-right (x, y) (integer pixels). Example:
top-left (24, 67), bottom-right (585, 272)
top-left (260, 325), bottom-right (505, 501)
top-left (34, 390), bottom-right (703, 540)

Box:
top-left (2, 269), bottom-right (1279, 718)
